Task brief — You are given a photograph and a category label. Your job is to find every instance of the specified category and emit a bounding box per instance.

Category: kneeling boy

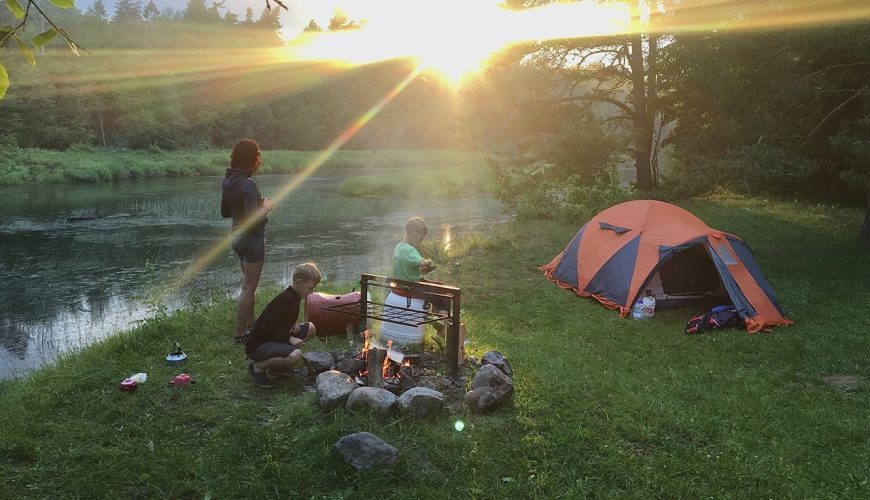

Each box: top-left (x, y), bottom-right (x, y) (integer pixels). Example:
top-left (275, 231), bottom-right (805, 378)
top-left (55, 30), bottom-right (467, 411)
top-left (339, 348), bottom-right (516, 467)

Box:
top-left (245, 262), bottom-right (321, 388)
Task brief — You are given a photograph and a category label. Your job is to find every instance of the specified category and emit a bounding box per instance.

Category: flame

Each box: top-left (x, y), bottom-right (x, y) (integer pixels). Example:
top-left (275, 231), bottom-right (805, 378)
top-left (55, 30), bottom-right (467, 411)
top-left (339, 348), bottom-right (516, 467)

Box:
top-left (383, 340), bottom-right (393, 377)
top-left (362, 330), bottom-right (369, 361)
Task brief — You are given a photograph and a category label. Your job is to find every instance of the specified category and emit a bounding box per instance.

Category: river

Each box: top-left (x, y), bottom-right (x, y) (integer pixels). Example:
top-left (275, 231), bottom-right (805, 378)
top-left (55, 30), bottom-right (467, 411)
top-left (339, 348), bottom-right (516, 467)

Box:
top-left (0, 168), bottom-right (506, 379)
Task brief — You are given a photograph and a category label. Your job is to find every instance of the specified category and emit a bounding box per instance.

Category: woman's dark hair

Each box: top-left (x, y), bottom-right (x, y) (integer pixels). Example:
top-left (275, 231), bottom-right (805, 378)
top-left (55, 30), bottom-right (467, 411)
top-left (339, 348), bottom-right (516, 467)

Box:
top-left (230, 139), bottom-right (261, 173)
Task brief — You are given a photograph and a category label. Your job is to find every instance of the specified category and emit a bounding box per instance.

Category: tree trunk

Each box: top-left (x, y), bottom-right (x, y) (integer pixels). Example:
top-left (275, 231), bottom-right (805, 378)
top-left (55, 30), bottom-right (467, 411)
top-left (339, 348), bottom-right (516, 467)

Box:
top-left (98, 108), bottom-right (106, 147)
top-left (629, 30), bottom-right (654, 191)
top-left (860, 183), bottom-right (870, 249)
top-left (647, 23), bottom-right (660, 186)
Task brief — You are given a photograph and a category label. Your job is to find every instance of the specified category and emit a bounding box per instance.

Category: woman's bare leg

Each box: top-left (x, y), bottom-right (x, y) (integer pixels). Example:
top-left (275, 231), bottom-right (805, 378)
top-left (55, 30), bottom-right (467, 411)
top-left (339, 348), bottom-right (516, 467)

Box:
top-left (235, 260), bottom-right (263, 339)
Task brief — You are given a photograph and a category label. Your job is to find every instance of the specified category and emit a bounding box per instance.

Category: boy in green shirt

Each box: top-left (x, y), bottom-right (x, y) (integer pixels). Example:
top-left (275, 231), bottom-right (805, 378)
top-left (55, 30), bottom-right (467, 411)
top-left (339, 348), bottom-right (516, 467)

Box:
top-left (386, 217), bottom-right (449, 339)
top-left (393, 217), bottom-right (436, 282)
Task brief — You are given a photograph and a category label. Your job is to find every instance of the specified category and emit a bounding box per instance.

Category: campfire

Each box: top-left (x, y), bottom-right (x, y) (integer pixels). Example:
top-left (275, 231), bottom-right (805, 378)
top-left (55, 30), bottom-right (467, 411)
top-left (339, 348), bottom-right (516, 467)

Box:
top-left (352, 331), bottom-right (420, 394)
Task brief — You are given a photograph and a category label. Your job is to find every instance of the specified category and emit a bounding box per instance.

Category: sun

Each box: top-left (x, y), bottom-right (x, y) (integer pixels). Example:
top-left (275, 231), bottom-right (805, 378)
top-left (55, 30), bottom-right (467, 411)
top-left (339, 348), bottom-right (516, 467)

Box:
top-left (285, 0), bottom-right (630, 86)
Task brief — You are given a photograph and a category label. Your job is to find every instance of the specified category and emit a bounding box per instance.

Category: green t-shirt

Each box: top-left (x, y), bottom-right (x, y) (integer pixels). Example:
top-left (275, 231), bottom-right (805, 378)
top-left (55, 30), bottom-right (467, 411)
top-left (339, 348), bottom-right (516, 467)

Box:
top-left (393, 242), bottom-right (423, 282)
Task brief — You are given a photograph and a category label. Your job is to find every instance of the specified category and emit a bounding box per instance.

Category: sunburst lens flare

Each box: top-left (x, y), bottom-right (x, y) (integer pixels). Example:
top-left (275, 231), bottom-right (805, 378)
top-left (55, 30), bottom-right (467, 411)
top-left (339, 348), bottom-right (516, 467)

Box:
top-left (166, 65), bottom-right (425, 294)
top-left (285, 0), bottom-right (631, 86)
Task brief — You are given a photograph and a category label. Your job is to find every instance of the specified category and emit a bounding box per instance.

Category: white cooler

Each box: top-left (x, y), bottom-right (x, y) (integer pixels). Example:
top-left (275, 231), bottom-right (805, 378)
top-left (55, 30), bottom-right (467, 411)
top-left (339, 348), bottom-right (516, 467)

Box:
top-left (376, 292), bottom-right (426, 347)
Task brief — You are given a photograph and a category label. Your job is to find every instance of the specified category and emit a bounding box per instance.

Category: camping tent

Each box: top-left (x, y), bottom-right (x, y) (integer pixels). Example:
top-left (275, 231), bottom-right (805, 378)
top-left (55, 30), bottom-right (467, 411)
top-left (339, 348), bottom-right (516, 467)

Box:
top-left (540, 200), bottom-right (791, 332)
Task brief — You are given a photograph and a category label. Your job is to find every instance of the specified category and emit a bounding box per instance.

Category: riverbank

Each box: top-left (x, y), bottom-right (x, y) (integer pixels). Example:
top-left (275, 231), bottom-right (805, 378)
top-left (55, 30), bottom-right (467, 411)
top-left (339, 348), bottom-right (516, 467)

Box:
top-left (340, 167), bottom-right (491, 198)
top-left (2, 194), bottom-right (868, 497)
top-left (0, 148), bottom-right (488, 185)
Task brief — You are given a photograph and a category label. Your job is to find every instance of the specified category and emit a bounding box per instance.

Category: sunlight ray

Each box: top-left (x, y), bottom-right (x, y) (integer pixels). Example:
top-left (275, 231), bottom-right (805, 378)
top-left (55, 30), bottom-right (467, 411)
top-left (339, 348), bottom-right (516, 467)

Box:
top-left (166, 64), bottom-right (426, 294)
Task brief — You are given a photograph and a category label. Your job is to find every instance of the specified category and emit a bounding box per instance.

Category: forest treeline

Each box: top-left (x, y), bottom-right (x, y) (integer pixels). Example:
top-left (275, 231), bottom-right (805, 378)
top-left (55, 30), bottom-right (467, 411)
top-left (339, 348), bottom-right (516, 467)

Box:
top-left (462, 0), bottom-right (869, 241)
top-left (0, 1), bottom-right (471, 151)
top-left (1, 1), bottom-right (868, 243)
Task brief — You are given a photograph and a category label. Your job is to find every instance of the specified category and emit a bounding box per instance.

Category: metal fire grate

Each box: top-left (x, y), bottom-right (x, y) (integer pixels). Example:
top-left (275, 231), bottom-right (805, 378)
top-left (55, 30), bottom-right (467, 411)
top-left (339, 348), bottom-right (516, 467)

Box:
top-left (323, 300), bottom-right (449, 328)
top-left (321, 273), bottom-right (462, 375)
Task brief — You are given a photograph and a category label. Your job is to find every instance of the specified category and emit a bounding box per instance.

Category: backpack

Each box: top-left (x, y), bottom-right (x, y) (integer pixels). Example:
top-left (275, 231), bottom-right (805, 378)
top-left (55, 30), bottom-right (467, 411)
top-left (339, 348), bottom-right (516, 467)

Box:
top-left (686, 305), bottom-right (744, 334)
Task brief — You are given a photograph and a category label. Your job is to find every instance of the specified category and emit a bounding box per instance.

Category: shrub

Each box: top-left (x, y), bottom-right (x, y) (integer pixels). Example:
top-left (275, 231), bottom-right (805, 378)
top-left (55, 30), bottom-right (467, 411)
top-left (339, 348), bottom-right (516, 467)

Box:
top-left (660, 144), bottom-right (822, 199)
top-left (491, 155), bottom-right (631, 221)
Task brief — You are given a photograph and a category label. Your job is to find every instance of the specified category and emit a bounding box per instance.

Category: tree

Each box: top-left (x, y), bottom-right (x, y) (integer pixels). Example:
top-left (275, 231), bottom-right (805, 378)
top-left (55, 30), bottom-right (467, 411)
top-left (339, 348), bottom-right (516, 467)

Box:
top-left (303, 19), bottom-right (322, 33)
top-left (141, 0), bottom-right (159, 21)
top-left (112, 0), bottom-right (142, 24)
top-left (476, 0), bottom-right (663, 192)
top-left (1, 0), bottom-right (81, 101)
top-left (207, 1), bottom-right (225, 22)
top-left (328, 9), bottom-right (361, 31)
top-left (183, 0), bottom-right (210, 23)
top-left (87, 0), bottom-right (109, 19)
top-left (254, 6), bottom-right (282, 40)
top-left (660, 20), bottom-right (870, 246)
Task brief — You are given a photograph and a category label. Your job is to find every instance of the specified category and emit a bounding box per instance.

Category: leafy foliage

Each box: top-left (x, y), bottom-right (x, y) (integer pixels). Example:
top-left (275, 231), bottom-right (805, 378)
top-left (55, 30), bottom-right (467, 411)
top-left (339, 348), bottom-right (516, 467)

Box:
top-left (490, 154), bottom-right (631, 221)
top-left (659, 22), bottom-right (870, 205)
top-left (0, 4), bottom-right (471, 151)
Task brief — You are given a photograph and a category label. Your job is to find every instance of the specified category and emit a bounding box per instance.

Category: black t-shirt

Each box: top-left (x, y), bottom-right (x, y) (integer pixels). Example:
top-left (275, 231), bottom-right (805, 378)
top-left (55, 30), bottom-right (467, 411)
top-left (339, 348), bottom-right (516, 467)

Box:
top-left (245, 286), bottom-right (303, 354)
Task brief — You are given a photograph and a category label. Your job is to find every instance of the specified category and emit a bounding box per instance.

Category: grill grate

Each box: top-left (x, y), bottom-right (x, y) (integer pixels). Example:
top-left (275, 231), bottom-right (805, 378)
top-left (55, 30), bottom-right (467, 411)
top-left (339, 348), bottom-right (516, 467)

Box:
top-left (322, 300), bottom-right (449, 328)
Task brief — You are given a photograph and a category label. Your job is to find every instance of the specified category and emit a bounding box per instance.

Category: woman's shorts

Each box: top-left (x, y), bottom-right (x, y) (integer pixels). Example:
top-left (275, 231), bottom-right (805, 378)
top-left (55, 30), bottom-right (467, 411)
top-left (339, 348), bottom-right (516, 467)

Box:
top-left (232, 235), bottom-right (265, 264)
top-left (248, 342), bottom-right (296, 362)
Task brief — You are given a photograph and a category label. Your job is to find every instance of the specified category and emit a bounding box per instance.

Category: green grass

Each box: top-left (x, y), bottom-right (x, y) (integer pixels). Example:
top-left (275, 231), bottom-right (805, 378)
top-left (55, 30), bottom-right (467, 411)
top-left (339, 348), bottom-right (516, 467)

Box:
top-left (1, 195), bottom-right (869, 498)
top-left (339, 166), bottom-right (491, 198)
top-left (0, 148), bottom-right (489, 186)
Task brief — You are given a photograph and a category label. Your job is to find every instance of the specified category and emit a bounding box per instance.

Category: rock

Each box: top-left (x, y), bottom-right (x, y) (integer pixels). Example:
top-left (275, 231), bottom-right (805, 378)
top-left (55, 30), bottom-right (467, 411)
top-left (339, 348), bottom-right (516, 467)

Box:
top-left (331, 350), bottom-right (353, 363)
top-left (472, 364), bottom-right (514, 394)
top-left (466, 364), bottom-right (514, 413)
top-left (334, 356), bottom-right (366, 377)
top-left (398, 387), bottom-right (445, 418)
top-left (398, 374), bottom-right (417, 394)
top-left (315, 370), bottom-right (358, 409)
top-left (464, 387), bottom-right (506, 413)
top-left (304, 351), bottom-right (335, 374)
top-left (481, 351), bottom-right (513, 377)
top-left (416, 377), bottom-right (437, 391)
top-left (333, 432), bottom-right (399, 472)
top-left (346, 387), bottom-right (398, 415)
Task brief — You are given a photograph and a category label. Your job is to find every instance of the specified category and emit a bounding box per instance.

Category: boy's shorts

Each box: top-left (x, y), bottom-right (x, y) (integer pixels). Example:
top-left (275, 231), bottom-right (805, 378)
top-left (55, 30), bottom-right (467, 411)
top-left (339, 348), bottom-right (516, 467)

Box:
top-left (248, 342), bottom-right (296, 362)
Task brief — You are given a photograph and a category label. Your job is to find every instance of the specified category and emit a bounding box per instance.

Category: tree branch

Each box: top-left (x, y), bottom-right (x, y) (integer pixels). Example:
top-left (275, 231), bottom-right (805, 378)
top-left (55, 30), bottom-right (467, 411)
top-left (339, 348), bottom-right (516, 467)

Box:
top-left (556, 94), bottom-right (637, 118)
top-left (806, 62), bottom-right (870, 79)
top-left (806, 86), bottom-right (868, 141)
top-left (763, 86), bottom-right (869, 143)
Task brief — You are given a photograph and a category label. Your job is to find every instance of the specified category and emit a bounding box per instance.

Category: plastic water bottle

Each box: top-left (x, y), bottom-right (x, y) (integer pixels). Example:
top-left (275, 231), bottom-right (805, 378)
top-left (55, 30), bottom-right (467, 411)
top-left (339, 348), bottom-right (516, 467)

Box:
top-left (632, 297), bottom-right (656, 320)
top-left (642, 296), bottom-right (656, 318)
top-left (631, 300), bottom-right (646, 320)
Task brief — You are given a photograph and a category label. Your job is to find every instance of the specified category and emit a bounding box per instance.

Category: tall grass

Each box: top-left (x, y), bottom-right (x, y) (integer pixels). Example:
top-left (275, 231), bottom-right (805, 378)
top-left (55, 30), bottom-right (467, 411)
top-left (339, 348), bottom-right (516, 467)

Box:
top-left (0, 148), bottom-right (489, 186)
top-left (1, 194), bottom-right (868, 498)
top-left (339, 166), bottom-right (491, 198)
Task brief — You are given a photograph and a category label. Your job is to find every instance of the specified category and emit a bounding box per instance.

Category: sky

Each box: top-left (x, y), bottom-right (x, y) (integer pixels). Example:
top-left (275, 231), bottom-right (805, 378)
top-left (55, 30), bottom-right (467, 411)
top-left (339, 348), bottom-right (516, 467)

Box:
top-left (75, 0), bottom-right (350, 39)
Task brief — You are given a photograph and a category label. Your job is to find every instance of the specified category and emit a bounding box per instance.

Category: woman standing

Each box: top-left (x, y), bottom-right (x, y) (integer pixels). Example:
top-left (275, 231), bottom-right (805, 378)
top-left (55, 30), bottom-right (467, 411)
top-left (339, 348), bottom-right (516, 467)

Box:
top-left (221, 139), bottom-right (273, 342)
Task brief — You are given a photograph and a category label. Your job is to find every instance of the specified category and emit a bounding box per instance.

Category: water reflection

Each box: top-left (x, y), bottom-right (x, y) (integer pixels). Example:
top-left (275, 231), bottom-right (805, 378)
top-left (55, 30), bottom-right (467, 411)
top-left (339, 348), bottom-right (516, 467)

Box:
top-left (0, 169), bottom-right (505, 378)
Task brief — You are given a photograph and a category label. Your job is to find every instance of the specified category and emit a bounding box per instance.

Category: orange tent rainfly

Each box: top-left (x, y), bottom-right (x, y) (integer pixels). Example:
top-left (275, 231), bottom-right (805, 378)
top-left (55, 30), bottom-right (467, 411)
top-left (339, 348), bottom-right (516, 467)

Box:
top-left (540, 200), bottom-right (792, 333)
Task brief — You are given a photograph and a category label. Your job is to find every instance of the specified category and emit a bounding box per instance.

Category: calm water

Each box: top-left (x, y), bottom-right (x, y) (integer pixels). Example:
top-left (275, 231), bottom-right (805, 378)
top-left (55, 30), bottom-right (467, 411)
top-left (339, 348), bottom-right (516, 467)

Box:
top-left (0, 169), bottom-right (505, 379)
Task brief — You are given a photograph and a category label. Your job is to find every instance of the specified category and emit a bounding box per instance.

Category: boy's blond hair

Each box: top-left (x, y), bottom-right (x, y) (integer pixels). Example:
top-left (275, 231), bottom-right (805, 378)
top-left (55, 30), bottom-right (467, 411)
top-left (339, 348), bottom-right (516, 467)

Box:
top-left (404, 217), bottom-right (428, 236)
top-left (292, 262), bottom-right (322, 283)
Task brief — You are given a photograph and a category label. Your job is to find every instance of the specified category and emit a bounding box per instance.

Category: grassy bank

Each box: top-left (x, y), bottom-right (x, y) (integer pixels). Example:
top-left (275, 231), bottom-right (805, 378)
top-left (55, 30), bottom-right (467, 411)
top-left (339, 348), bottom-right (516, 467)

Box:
top-left (0, 148), bottom-right (488, 186)
top-left (340, 166), bottom-right (491, 198)
top-left (1, 195), bottom-right (868, 498)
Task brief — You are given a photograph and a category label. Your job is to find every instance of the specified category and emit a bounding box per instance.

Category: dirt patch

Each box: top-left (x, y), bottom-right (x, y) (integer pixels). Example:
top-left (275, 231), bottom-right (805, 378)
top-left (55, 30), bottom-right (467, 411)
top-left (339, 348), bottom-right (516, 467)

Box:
top-left (822, 374), bottom-right (860, 391)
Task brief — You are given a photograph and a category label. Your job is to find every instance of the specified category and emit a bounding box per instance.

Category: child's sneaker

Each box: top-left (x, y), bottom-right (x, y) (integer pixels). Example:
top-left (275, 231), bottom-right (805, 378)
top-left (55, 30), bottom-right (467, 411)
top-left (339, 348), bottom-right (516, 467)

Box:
top-left (248, 362), bottom-right (274, 389)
